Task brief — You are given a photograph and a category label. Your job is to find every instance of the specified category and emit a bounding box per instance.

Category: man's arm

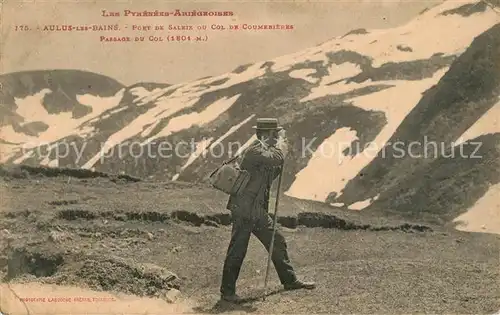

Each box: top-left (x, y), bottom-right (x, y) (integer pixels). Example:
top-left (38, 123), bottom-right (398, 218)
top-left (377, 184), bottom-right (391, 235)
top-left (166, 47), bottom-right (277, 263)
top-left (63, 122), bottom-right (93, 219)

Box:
top-left (244, 144), bottom-right (285, 167)
top-left (244, 132), bottom-right (288, 165)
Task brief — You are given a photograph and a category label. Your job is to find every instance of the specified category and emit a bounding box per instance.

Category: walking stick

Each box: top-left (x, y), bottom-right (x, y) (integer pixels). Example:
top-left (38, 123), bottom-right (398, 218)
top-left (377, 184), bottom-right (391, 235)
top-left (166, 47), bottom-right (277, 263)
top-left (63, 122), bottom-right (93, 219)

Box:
top-left (263, 162), bottom-right (285, 301)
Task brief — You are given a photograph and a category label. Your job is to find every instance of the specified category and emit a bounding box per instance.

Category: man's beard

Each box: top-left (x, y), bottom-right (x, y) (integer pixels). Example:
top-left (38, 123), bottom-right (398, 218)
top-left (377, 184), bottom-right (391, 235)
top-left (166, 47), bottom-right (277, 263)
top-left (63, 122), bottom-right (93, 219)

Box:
top-left (259, 136), bottom-right (277, 147)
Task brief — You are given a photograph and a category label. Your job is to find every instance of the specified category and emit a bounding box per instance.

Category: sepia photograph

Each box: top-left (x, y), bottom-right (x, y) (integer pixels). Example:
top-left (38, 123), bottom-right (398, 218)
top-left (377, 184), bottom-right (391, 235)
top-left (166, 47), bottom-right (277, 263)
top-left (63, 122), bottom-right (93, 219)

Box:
top-left (0, 0), bottom-right (499, 314)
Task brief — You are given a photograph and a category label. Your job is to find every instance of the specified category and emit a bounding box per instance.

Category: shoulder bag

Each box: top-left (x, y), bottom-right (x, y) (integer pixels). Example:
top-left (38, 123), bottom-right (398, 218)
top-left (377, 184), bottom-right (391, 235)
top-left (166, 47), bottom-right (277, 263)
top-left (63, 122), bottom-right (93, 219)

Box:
top-left (208, 148), bottom-right (251, 196)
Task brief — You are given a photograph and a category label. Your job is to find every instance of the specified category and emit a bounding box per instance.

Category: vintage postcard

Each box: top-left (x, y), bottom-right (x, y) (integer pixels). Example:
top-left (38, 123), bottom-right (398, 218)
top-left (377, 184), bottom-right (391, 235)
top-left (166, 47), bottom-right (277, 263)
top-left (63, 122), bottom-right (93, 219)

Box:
top-left (0, 0), bottom-right (499, 314)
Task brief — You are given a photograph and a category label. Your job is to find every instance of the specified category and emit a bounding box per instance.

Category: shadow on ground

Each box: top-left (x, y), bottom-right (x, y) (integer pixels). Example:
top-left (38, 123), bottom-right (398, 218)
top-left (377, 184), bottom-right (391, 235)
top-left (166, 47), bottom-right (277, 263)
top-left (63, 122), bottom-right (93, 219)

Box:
top-left (192, 289), bottom-right (284, 314)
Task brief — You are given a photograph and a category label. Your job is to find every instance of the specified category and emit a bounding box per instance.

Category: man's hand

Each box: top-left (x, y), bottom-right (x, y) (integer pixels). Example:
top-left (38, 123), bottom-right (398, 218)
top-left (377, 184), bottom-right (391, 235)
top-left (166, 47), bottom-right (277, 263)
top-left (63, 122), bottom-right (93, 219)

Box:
top-left (278, 129), bottom-right (286, 140)
top-left (276, 129), bottom-right (288, 157)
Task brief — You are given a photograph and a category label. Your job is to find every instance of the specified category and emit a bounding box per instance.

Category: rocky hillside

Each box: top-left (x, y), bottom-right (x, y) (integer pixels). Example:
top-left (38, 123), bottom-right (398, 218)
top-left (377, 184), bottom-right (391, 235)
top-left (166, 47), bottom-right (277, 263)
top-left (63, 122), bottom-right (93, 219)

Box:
top-left (0, 0), bottom-right (498, 228)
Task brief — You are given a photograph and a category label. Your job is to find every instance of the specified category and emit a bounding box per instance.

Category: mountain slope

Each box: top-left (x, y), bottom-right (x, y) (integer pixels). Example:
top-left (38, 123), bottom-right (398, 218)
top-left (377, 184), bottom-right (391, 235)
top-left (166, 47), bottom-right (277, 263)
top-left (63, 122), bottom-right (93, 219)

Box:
top-left (0, 0), bottom-right (498, 230)
top-left (335, 22), bottom-right (500, 225)
top-left (0, 70), bottom-right (125, 164)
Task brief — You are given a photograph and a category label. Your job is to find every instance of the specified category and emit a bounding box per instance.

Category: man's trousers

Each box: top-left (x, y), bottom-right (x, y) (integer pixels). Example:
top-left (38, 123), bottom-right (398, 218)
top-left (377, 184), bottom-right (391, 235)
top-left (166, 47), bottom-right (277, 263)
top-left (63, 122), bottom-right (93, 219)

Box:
top-left (220, 212), bottom-right (298, 296)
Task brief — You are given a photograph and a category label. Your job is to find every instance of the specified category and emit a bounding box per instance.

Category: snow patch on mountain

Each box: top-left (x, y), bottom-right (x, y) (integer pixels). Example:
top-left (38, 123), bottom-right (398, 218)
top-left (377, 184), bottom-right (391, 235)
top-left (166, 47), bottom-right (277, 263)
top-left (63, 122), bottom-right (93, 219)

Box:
top-left (450, 98), bottom-right (500, 234)
top-left (455, 99), bottom-right (500, 146)
top-left (348, 197), bottom-right (379, 210)
top-left (453, 182), bottom-right (500, 234)
top-left (286, 68), bottom-right (448, 204)
top-left (129, 86), bottom-right (165, 105)
top-left (143, 94), bottom-right (240, 145)
top-left (40, 155), bottom-right (59, 167)
top-left (109, 106), bottom-right (128, 115)
top-left (133, 86), bottom-right (175, 106)
top-left (82, 94), bottom-right (240, 169)
top-left (172, 137), bottom-right (214, 181)
top-left (321, 0), bottom-right (496, 68)
top-left (271, 46), bottom-right (327, 73)
top-left (286, 127), bottom-right (358, 201)
top-left (302, 63), bottom-right (363, 102)
top-left (288, 69), bottom-right (319, 84)
top-left (0, 88), bottom-right (125, 162)
top-left (164, 62), bottom-right (267, 99)
top-left (209, 115), bottom-right (256, 152)
top-left (334, 69), bottom-right (449, 201)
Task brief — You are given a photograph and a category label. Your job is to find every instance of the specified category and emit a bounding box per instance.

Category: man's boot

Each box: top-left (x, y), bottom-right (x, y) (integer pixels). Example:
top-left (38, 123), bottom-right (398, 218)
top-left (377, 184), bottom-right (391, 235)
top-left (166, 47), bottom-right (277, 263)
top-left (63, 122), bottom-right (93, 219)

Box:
top-left (284, 279), bottom-right (316, 291)
top-left (221, 293), bottom-right (243, 303)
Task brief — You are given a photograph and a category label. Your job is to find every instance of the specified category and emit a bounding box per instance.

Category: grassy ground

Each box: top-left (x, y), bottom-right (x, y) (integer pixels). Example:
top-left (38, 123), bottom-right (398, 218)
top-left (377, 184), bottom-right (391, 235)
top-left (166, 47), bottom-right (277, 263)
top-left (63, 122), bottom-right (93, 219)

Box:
top-left (0, 175), bottom-right (499, 314)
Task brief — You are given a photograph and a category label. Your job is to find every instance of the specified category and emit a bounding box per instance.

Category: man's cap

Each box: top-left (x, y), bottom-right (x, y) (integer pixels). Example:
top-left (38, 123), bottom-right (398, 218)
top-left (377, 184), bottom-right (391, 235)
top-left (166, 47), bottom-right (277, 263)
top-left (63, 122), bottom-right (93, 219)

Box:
top-left (252, 118), bottom-right (283, 130)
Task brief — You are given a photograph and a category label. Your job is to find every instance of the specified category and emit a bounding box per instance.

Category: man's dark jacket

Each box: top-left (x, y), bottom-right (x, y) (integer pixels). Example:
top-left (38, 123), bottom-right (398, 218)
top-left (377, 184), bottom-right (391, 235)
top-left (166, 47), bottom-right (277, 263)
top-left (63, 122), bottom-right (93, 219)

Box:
top-left (226, 139), bottom-right (287, 219)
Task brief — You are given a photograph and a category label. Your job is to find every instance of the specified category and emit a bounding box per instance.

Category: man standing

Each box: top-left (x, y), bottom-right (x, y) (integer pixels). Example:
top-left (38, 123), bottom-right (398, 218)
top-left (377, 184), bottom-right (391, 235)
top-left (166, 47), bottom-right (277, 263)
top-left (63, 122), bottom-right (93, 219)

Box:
top-left (220, 118), bottom-right (315, 303)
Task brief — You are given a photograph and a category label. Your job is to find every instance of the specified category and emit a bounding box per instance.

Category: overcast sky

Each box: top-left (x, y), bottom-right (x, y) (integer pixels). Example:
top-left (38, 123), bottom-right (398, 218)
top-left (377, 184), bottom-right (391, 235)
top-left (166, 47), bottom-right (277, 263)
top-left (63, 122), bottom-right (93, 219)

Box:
top-left (2, 0), bottom-right (443, 86)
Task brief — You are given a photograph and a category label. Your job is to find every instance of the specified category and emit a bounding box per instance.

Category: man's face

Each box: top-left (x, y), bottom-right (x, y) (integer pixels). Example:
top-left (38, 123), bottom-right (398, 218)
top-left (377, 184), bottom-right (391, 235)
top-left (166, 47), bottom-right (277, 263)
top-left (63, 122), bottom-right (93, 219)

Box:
top-left (258, 129), bottom-right (278, 146)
